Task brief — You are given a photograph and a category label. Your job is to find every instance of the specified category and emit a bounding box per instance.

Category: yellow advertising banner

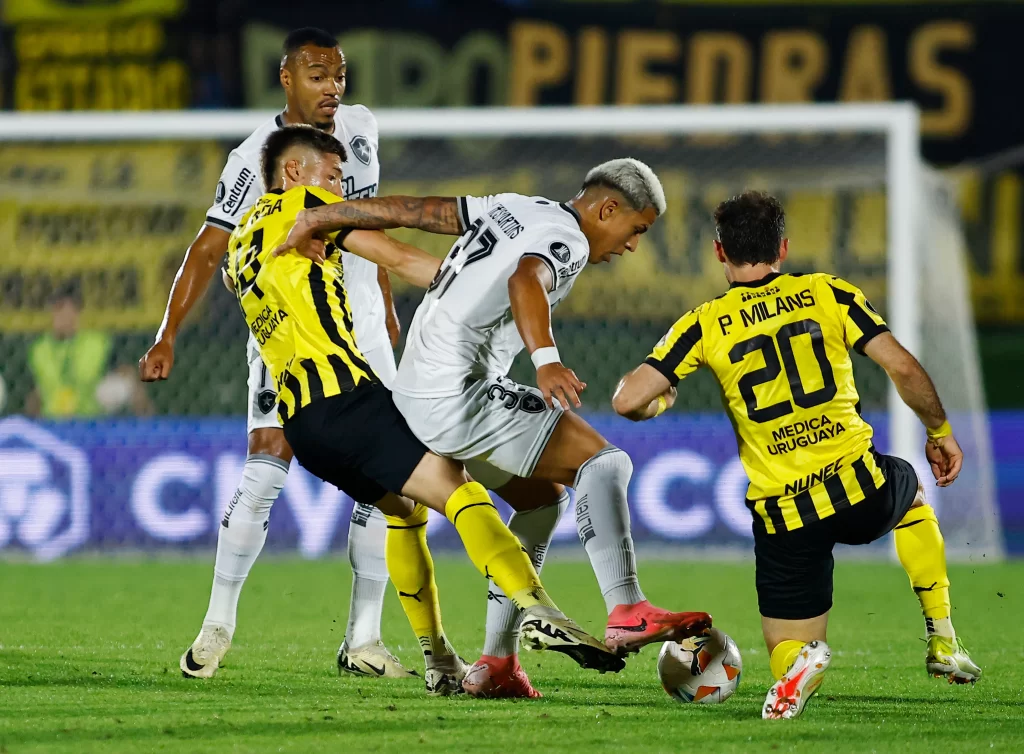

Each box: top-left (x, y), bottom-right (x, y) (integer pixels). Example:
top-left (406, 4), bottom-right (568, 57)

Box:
top-left (4, 0), bottom-right (183, 23)
top-left (0, 142), bottom-right (223, 332)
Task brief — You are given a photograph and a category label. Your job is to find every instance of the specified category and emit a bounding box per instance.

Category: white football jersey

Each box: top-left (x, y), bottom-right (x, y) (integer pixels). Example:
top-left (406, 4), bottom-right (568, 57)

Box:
top-left (393, 194), bottom-right (590, 399)
top-left (205, 105), bottom-right (387, 350)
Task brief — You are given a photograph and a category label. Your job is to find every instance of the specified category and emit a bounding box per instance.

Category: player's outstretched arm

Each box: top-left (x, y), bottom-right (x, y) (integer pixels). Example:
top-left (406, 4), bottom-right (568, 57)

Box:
top-left (863, 332), bottom-right (963, 486)
top-left (139, 225), bottom-right (231, 382)
top-left (272, 196), bottom-right (462, 259)
top-left (612, 364), bottom-right (677, 422)
top-left (508, 256), bottom-right (586, 411)
top-left (343, 230), bottom-right (442, 289)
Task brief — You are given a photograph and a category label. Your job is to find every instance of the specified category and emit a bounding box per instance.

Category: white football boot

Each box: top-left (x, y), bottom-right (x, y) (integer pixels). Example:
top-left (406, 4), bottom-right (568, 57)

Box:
top-left (424, 652), bottom-right (469, 697)
top-left (180, 626), bottom-right (232, 679)
top-left (519, 608), bottom-right (625, 673)
top-left (762, 640), bottom-right (832, 720)
top-left (926, 635), bottom-right (982, 684)
top-left (337, 639), bottom-right (418, 679)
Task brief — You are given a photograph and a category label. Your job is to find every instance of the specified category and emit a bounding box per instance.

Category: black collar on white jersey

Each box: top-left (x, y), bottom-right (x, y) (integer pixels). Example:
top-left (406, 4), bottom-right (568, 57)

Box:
top-left (559, 202), bottom-right (583, 228)
top-left (275, 113), bottom-right (285, 128)
top-left (729, 271), bottom-right (782, 289)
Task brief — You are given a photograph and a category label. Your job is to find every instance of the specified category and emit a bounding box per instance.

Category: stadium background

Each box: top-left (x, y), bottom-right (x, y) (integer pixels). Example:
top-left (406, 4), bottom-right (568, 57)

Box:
top-left (0, 0), bottom-right (1022, 560)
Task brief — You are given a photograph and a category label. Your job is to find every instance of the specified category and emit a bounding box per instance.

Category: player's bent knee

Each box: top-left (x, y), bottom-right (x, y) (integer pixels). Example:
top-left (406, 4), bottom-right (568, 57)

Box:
top-left (496, 476), bottom-right (565, 511)
top-left (573, 445), bottom-right (633, 490)
top-left (375, 493), bottom-right (415, 519)
top-left (401, 452), bottom-right (471, 513)
top-left (248, 427), bottom-right (293, 463)
top-left (237, 453), bottom-right (289, 518)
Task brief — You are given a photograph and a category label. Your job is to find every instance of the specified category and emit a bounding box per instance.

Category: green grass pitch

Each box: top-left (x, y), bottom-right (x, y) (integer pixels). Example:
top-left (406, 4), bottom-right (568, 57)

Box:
top-left (2, 557), bottom-right (1022, 753)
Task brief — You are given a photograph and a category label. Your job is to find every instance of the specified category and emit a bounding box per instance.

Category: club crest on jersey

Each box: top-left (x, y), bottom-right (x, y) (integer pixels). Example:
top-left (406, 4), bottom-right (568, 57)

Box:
top-left (349, 135), bottom-right (372, 166)
top-left (257, 390), bottom-right (276, 415)
top-left (215, 181), bottom-right (226, 204)
top-left (549, 242), bottom-right (571, 263)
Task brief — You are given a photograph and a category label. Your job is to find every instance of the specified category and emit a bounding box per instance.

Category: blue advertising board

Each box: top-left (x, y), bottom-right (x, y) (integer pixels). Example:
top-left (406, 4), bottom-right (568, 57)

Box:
top-left (0, 413), bottom-right (1020, 560)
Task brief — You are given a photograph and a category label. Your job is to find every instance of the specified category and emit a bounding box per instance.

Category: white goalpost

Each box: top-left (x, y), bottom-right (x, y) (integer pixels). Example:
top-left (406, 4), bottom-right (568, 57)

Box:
top-left (0, 103), bottom-right (1001, 560)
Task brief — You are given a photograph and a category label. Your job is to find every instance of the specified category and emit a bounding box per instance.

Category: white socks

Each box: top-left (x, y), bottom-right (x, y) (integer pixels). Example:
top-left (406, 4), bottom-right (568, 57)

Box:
top-left (203, 454), bottom-right (288, 636)
top-left (482, 492), bottom-right (569, 658)
top-left (574, 446), bottom-right (646, 613)
top-left (926, 616), bottom-right (957, 640)
top-left (345, 502), bottom-right (390, 647)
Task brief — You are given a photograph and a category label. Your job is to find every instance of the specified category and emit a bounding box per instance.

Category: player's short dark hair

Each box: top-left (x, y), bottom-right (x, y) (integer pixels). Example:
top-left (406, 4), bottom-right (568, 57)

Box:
top-left (261, 125), bottom-right (347, 188)
top-left (713, 191), bottom-right (786, 266)
top-left (283, 28), bottom-right (338, 56)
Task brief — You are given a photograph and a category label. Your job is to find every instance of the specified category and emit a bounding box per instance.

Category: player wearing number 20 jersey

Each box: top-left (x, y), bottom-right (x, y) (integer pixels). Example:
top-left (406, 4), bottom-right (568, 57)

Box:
top-left (646, 271), bottom-right (889, 534)
top-left (616, 191), bottom-right (977, 719)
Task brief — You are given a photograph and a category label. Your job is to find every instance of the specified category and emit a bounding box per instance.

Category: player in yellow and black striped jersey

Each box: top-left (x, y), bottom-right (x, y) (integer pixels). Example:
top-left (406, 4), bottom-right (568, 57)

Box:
top-left (224, 125), bottom-right (623, 688)
top-left (645, 270), bottom-right (890, 534)
top-left (613, 190), bottom-right (980, 718)
top-left (229, 183), bottom-right (372, 423)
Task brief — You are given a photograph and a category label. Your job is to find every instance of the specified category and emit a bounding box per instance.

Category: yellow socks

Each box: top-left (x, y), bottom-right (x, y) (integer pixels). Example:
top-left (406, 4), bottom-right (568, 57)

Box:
top-left (384, 504), bottom-right (447, 656)
top-left (894, 504), bottom-right (955, 637)
top-left (770, 640), bottom-right (806, 681)
top-left (444, 482), bottom-right (557, 612)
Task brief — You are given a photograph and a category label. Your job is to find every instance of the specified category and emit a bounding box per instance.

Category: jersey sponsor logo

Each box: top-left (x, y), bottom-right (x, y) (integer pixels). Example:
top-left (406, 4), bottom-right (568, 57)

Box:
top-left (784, 458), bottom-right (845, 496)
top-left (740, 285), bottom-right (781, 303)
top-left (558, 258), bottom-right (584, 278)
top-left (349, 135), bottom-right (372, 165)
top-left (249, 303), bottom-right (289, 347)
top-left (222, 168), bottom-right (255, 216)
top-left (257, 390), bottom-right (277, 415)
top-left (343, 176), bottom-right (378, 199)
top-left (214, 180), bottom-right (226, 204)
top-left (767, 414), bottom-right (847, 456)
top-left (486, 204), bottom-right (524, 239)
top-left (548, 241), bottom-right (571, 263)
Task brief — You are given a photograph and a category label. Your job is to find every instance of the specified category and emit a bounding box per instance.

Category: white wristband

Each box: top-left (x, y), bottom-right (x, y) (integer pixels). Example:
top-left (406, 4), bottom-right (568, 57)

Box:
top-left (531, 347), bottom-right (561, 369)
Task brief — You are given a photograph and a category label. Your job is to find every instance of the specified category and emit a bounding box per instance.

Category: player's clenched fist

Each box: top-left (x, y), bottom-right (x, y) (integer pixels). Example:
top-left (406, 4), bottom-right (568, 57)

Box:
top-left (537, 362), bottom-right (586, 411)
top-left (139, 339), bottom-right (175, 382)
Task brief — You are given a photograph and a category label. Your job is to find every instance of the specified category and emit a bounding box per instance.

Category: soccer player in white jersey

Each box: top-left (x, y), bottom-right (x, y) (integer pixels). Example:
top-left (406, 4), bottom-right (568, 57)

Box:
top-left (138, 28), bottom-right (414, 679)
top-left (273, 160), bottom-right (715, 697)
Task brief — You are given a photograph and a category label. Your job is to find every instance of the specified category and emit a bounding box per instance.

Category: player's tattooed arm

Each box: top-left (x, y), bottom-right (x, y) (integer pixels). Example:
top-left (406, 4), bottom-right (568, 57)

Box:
top-left (509, 256), bottom-right (586, 411)
top-left (864, 332), bottom-right (963, 486)
top-left (272, 197), bottom-right (461, 260)
top-left (613, 365), bottom-right (677, 421)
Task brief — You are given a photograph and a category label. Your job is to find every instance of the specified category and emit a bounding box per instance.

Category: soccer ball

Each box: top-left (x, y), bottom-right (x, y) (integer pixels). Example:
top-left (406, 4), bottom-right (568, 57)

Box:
top-left (657, 628), bottom-right (742, 704)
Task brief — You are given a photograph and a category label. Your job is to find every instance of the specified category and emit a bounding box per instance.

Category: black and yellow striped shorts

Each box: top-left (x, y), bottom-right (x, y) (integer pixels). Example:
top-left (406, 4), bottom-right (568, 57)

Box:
top-left (753, 451), bottom-right (920, 620)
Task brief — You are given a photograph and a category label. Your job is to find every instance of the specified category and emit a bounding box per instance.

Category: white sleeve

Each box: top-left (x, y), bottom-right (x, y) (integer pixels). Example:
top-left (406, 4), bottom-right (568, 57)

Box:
top-left (205, 152), bottom-right (263, 233)
top-left (455, 193), bottom-right (522, 233)
top-left (522, 230), bottom-right (589, 293)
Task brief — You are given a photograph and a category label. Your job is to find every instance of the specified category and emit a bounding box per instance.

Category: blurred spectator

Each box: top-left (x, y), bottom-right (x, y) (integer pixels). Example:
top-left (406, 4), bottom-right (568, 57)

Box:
top-left (25, 289), bottom-right (153, 418)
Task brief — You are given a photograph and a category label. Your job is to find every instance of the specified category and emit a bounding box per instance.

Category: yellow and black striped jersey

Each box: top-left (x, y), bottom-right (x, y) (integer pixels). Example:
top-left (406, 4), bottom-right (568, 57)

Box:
top-left (646, 272), bottom-right (890, 534)
top-left (226, 186), bottom-right (375, 423)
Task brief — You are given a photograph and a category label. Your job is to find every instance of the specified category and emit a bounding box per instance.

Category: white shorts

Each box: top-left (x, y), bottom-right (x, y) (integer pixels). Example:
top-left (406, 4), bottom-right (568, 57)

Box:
top-left (246, 333), bottom-right (397, 434)
top-left (392, 375), bottom-right (563, 489)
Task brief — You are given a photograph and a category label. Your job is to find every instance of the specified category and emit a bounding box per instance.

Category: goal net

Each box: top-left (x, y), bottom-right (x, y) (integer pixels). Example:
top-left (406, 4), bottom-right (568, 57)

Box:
top-left (0, 105), bottom-right (1002, 561)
